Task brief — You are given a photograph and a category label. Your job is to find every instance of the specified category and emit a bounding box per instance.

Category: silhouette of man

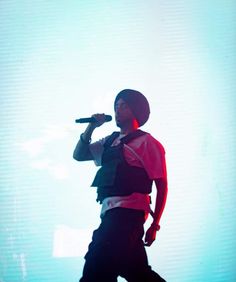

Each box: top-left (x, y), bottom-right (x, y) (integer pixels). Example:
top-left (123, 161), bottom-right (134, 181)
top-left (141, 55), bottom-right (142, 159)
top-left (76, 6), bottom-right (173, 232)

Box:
top-left (73, 89), bottom-right (168, 282)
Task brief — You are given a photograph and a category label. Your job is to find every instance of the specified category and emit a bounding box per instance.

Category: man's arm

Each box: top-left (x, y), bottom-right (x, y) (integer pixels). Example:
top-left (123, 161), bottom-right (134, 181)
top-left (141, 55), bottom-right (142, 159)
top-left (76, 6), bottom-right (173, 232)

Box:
top-left (144, 177), bottom-right (168, 246)
top-left (73, 114), bottom-right (106, 161)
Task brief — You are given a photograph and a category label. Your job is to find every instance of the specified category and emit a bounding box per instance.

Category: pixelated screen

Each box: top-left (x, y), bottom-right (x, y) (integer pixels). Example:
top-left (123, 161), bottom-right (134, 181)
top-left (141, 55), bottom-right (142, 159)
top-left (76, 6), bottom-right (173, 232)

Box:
top-left (0, 1), bottom-right (235, 281)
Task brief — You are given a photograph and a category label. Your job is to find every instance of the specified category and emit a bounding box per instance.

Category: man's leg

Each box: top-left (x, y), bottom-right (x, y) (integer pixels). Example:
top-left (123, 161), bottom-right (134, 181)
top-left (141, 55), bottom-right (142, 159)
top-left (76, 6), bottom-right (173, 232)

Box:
top-left (79, 208), bottom-right (144, 282)
top-left (122, 264), bottom-right (166, 282)
top-left (80, 255), bottom-right (117, 282)
top-left (79, 226), bottom-right (118, 282)
top-left (118, 217), bottom-right (166, 282)
top-left (120, 244), bottom-right (166, 282)
top-left (79, 208), bottom-right (166, 282)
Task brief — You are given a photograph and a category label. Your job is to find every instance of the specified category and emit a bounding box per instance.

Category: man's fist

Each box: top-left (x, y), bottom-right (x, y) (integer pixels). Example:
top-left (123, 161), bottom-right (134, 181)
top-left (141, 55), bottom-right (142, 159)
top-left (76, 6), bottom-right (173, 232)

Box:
top-left (144, 225), bottom-right (157, 246)
top-left (90, 113), bottom-right (107, 128)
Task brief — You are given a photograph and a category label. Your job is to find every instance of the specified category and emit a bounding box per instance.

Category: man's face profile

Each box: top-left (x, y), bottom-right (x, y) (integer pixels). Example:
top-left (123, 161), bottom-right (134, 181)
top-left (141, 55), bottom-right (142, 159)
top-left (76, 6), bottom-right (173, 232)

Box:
top-left (114, 98), bottom-right (135, 128)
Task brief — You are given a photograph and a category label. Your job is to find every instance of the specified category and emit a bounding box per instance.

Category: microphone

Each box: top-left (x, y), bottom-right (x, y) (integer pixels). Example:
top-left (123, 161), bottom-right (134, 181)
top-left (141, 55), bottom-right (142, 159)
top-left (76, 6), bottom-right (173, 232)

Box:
top-left (75, 115), bottom-right (112, 123)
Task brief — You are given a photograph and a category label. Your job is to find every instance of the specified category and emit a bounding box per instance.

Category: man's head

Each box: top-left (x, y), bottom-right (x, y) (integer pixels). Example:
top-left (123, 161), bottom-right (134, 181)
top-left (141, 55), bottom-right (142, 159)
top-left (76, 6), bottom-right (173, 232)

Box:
top-left (114, 89), bottom-right (150, 128)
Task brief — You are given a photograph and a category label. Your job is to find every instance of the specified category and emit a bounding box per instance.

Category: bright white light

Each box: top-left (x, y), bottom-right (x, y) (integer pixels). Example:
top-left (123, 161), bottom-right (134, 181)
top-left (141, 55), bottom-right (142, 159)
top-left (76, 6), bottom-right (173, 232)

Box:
top-left (53, 225), bottom-right (93, 257)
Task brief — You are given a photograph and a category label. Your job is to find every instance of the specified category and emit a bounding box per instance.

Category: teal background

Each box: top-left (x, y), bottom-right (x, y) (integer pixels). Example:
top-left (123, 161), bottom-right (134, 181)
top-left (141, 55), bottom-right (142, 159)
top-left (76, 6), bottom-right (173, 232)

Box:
top-left (0, 1), bottom-right (235, 281)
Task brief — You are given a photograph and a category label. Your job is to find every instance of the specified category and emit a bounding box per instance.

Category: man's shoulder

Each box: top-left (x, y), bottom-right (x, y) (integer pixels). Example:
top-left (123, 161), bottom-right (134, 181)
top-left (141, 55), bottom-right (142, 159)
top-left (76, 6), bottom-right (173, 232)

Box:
top-left (139, 132), bottom-right (165, 153)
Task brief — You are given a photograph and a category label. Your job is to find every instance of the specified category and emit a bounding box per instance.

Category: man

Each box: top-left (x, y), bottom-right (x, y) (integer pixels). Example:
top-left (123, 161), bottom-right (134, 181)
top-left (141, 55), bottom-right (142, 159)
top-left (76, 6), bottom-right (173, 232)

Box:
top-left (73, 89), bottom-right (168, 282)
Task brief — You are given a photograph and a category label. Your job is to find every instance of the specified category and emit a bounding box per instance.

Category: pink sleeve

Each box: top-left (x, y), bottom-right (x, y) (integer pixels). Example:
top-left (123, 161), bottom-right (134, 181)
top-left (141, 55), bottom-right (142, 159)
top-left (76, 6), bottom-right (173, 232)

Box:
top-left (141, 135), bottom-right (167, 180)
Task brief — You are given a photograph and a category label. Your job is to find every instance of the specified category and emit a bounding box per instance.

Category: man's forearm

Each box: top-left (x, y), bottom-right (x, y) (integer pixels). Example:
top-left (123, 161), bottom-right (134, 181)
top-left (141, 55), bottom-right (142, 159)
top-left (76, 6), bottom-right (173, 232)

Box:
top-left (152, 178), bottom-right (168, 228)
top-left (73, 124), bottom-right (96, 161)
top-left (144, 178), bottom-right (168, 246)
top-left (81, 124), bottom-right (96, 142)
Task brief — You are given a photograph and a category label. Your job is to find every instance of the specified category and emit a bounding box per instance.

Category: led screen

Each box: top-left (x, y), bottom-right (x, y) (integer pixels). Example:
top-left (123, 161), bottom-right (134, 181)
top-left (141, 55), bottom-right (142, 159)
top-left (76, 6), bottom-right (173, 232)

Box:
top-left (0, 1), bottom-right (235, 281)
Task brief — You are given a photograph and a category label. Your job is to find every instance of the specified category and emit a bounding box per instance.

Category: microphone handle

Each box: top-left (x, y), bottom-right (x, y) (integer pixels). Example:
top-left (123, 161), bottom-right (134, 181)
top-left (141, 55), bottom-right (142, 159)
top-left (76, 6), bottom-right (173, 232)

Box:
top-left (75, 117), bottom-right (96, 123)
top-left (75, 115), bottom-right (112, 123)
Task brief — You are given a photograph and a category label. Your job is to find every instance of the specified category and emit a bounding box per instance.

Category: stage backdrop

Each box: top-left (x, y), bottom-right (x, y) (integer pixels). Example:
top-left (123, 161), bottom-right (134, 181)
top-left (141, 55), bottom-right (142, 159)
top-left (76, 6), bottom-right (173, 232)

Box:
top-left (0, 1), bottom-right (235, 281)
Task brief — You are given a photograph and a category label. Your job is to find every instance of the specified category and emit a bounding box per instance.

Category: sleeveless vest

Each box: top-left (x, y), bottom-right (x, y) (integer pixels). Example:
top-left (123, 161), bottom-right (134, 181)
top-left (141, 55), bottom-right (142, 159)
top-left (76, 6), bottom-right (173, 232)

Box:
top-left (91, 130), bottom-right (153, 203)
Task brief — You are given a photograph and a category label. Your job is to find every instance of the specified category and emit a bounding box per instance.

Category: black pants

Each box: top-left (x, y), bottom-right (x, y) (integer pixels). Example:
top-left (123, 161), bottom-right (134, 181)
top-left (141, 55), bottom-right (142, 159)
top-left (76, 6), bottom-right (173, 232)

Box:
top-left (80, 208), bottom-right (166, 282)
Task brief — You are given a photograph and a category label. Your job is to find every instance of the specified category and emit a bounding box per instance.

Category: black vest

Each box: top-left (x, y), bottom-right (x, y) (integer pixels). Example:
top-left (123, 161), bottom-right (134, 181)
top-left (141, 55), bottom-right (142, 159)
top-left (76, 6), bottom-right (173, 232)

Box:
top-left (91, 130), bottom-right (153, 203)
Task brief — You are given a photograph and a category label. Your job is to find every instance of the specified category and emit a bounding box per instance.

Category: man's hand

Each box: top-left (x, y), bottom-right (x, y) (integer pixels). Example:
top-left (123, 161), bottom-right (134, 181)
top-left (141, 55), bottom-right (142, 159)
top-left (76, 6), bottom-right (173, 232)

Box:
top-left (90, 113), bottom-right (107, 128)
top-left (144, 225), bottom-right (157, 247)
top-left (73, 113), bottom-right (107, 161)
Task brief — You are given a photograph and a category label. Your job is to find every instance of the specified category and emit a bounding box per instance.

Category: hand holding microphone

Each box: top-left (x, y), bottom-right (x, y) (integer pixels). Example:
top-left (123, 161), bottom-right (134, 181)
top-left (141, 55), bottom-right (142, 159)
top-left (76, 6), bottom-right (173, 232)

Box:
top-left (75, 114), bottom-right (112, 128)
